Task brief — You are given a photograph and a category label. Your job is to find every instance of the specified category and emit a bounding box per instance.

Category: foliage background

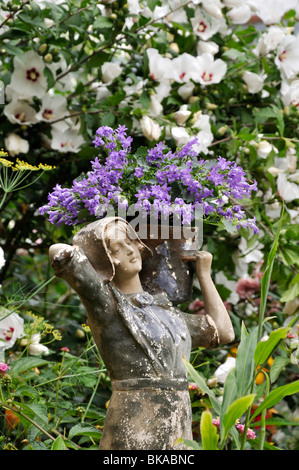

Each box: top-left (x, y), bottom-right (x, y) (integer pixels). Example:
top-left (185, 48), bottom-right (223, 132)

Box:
top-left (0, 0), bottom-right (298, 450)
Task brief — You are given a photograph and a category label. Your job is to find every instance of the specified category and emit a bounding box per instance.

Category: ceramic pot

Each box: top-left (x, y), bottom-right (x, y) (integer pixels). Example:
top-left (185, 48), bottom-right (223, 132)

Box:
top-left (138, 224), bottom-right (198, 305)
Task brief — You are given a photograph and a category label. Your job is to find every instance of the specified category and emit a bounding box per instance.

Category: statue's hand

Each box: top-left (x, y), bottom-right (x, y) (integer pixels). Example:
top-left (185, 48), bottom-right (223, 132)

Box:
top-left (49, 243), bottom-right (74, 267)
top-left (195, 251), bottom-right (213, 279)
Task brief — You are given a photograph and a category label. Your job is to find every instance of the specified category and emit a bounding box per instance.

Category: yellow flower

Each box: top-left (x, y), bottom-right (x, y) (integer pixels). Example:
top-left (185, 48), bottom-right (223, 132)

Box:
top-left (0, 158), bottom-right (14, 168)
top-left (38, 163), bottom-right (56, 171)
top-left (81, 323), bottom-right (91, 333)
top-left (14, 159), bottom-right (41, 171)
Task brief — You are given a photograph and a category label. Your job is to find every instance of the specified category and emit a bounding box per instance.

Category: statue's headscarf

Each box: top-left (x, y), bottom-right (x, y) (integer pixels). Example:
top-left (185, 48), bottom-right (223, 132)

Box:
top-left (73, 217), bottom-right (152, 284)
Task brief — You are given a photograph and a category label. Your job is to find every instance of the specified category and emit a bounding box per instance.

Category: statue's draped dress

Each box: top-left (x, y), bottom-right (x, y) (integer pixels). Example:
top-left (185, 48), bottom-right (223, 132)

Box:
top-left (52, 247), bottom-right (218, 450)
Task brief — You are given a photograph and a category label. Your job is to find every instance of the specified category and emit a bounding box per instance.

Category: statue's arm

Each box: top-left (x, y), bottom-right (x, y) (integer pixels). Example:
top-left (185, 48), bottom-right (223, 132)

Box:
top-left (193, 251), bottom-right (235, 345)
top-left (49, 243), bottom-right (106, 303)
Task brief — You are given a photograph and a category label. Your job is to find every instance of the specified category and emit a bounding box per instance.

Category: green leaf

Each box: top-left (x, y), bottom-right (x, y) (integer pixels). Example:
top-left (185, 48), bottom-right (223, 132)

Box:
top-left (93, 16), bottom-right (113, 29)
top-left (183, 359), bottom-right (221, 415)
top-left (281, 282), bottom-right (299, 302)
top-left (270, 356), bottom-right (290, 384)
top-left (222, 394), bottom-right (256, 442)
top-left (44, 66), bottom-right (55, 89)
top-left (100, 112), bottom-right (115, 127)
top-left (200, 409), bottom-right (219, 450)
top-left (21, 403), bottom-right (49, 424)
top-left (68, 424), bottom-right (102, 440)
top-left (219, 218), bottom-right (238, 234)
top-left (254, 328), bottom-right (289, 368)
top-left (14, 385), bottom-right (40, 400)
top-left (235, 325), bottom-right (258, 397)
top-left (1, 43), bottom-right (25, 59)
top-left (175, 438), bottom-right (201, 450)
top-left (11, 357), bottom-right (50, 375)
top-left (250, 380), bottom-right (299, 422)
top-left (258, 210), bottom-right (283, 340)
top-left (51, 436), bottom-right (68, 450)
top-left (221, 367), bottom-right (237, 419)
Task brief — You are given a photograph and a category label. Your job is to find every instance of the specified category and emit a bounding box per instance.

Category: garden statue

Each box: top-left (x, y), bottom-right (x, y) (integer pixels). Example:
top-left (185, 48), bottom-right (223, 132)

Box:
top-left (49, 216), bottom-right (235, 450)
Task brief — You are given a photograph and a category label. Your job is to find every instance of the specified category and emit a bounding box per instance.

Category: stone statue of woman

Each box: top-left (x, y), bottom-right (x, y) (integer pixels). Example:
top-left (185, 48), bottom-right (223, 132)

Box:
top-left (49, 216), bottom-right (234, 450)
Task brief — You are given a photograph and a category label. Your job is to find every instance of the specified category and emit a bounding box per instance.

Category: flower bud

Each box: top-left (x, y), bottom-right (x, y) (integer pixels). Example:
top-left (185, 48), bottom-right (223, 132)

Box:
top-left (205, 102), bottom-right (218, 110)
top-left (2, 373), bottom-right (12, 385)
top-left (44, 53), bottom-right (53, 63)
top-left (38, 44), bottom-right (48, 54)
top-left (217, 125), bottom-right (228, 136)
top-left (174, 105), bottom-right (191, 125)
top-left (75, 328), bottom-right (85, 339)
top-left (169, 42), bottom-right (179, 54)
top-left (188, 96), bottom-right (199, 104)
top-left (207, 377), bottom-right (218, 388)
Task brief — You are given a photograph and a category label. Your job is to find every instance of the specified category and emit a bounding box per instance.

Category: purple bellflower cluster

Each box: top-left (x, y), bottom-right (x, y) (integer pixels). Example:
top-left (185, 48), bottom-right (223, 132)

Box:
top-left (39, 125), bottom-right (259, 233)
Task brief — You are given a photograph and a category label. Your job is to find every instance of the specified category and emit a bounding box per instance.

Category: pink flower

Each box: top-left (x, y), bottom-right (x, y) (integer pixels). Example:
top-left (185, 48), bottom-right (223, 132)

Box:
top-left (188, 382), bottom-right (199, 391)
top-left (236, 276), bottom-right (261, 299)
top-left (0, 363), bottom-right (10, 375)
top-left (61, 347), bottom-right (70, 352)
top-left (188, 298), bottom-right (205, 313)
top-left (236, 424), bottom-right (256, 440)
top-left (212, 417), bottom-right (221, 430)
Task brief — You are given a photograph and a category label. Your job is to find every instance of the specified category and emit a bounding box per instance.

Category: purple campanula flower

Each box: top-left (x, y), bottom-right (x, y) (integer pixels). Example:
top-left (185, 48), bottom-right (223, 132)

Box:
top-left (134, 167), bottom-right (144, 178)
top-left (39, 126), bottom-right (259, 234)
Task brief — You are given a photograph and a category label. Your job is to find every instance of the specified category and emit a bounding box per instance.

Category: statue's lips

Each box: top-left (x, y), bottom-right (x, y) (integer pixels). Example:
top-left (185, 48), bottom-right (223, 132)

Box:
top-left (130, 257), bottom-right (138, 263)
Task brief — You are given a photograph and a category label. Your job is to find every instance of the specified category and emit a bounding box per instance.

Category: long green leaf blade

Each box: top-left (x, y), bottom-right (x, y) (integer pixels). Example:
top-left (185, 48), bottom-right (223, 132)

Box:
top-left (200, 409), bottom-right (219, 450)
top-left (222, 394), bottom-right (255, 442)
top-left (250, 380), bottom-right (299, 422)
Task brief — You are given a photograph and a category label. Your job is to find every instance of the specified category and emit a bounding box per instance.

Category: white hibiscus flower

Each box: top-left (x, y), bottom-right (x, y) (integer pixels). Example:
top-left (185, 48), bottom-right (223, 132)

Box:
top-left (242, 71), bottom-right (267, 94)
top-left (4, 100), bottom-right (37, 125)
top-left (275, 35), bottom-right (299, 79)
top-left (10, 50), bottom-right (47, 98)
top-left (191, 10), bottom-right (223, 41)
top-left (51, 127), bottom-right (85, 153)
top-left (0, 310), bottom-right (24, 351)
top-left (36, 94), bottom-right (68, 123)
top-left (193, 53), bottom-right (227, 85)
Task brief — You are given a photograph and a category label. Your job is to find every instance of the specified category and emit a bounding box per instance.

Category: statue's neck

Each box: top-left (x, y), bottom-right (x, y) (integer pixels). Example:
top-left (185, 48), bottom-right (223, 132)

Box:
top-left (112, 274), bottom-right (143, 295)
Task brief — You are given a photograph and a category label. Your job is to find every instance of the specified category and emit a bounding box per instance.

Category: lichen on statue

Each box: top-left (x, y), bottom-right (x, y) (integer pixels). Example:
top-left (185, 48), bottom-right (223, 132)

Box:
top-left (49, 217), bottom-right (234, 450)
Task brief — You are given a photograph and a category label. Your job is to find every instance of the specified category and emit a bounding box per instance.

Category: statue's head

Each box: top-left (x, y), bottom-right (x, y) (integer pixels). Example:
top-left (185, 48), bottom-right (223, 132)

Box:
top-left (73, 217), bottom-right (152, 283)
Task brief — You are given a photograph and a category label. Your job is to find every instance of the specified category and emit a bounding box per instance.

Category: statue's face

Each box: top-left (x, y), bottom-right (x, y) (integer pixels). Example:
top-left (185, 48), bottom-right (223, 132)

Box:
top-left (106, 222), bottom-right (142, 277)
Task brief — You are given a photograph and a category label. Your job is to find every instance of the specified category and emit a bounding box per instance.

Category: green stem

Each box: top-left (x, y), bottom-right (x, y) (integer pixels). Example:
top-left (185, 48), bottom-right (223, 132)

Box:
top-left (53, 352), bottom-right (66, 423)
top-left (259, 373), bottom-right (270, 450)
top-left (81, 371), bottom-right (103, 423)
top-left (0, 402), bottom-right (56, 442)
top-left (240, 215), bottom-right (283, 450)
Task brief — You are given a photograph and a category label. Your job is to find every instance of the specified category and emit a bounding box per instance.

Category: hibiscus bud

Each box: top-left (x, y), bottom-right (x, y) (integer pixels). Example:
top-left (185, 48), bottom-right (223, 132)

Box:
top-left (205, 102), bottom-right (218, 110)
top-left (44, 53), bottom-right (53, 63)
top-left (169, 42), bottom-right (179, 54)
top-left (174, 105), bottom-right (191, 125)
top-left (140, 115), bottom-right (161, 141)
top-left (207, 377), bottom-right (218, 388)
top-left (257, 140), bottom-right (273, 158)
top-left (38, 44), bottom-right (48, 54)
top-left (188, 96), bottom-right (199, 104)
top-left (217, 125), bottom-right (228, 136)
